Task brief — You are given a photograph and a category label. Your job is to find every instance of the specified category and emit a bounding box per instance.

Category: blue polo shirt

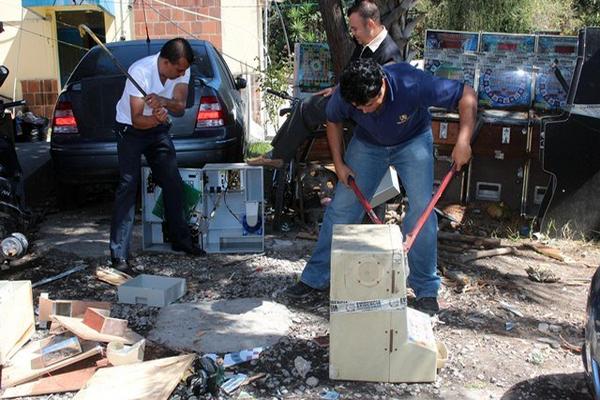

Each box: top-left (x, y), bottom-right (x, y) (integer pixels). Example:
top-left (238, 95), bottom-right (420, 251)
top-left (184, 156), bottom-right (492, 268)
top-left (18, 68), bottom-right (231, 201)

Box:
top-left (326, 62), bottom-right (464, 146)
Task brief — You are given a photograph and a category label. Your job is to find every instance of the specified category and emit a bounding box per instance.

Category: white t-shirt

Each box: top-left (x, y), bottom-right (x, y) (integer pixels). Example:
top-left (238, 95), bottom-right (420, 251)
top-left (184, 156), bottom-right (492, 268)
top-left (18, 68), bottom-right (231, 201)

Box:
top-left (115, 53), bottom-right (190, 125)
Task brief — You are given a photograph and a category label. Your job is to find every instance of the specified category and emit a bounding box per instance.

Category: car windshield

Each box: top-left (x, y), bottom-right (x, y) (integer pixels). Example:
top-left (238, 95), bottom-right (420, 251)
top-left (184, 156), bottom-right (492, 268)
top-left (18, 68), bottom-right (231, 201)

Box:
top-left (68, 42), bottom-right (214, 83)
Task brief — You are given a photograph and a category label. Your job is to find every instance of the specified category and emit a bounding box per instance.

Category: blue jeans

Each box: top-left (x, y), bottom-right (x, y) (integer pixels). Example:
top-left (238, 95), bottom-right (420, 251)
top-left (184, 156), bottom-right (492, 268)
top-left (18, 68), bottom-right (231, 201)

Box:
top-left (300, 130), bottom-right (440, 298)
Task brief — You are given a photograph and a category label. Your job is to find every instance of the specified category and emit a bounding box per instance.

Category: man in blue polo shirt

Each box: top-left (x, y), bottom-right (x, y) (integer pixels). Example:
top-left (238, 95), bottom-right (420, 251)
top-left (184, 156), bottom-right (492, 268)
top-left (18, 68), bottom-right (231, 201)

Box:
top-left (285, 58), bottom-right (477, 316)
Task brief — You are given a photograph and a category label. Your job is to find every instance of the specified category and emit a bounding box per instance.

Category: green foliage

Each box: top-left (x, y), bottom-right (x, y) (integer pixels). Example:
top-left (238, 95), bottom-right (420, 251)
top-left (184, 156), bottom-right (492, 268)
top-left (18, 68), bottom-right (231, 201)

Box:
top-left (411, 0), bottom-right (588, 58)
top-left (573, 0), bottom-right (600, 27)
top-left (258, 1), bottom-right (327, 130)
top-left (246, 141), bottom-right (273, 158)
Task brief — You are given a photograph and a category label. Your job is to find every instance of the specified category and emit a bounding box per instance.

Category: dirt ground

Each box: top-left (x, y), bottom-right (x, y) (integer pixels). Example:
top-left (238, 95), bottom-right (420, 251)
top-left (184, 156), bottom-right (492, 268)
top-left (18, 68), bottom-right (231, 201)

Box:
top-left (2, 195), bottom-right (600, 400)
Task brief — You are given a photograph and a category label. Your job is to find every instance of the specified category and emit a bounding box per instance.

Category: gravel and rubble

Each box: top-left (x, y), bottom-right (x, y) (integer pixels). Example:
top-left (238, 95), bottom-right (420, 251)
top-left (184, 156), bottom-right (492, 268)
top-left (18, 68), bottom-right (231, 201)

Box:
top-left (1, 199), bottom-right (599, 400)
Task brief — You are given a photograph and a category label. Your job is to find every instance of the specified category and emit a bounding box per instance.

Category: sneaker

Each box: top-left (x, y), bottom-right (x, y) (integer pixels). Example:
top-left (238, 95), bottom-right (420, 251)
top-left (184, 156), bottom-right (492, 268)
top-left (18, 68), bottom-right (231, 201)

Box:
top-left (284, 281), bottom-right (317, 299)
top-left (413, 297), bottom-right (440, 316)
top-left (172, 243), bottom-right (206, 256)
top-left (246, 155), bottom-right (284, 169)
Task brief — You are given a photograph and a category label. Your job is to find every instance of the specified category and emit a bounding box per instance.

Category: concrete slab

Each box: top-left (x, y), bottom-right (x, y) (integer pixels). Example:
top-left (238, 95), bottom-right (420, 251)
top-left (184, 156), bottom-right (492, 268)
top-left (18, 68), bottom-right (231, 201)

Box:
top-left (148, 298), bottom-right (293, 353)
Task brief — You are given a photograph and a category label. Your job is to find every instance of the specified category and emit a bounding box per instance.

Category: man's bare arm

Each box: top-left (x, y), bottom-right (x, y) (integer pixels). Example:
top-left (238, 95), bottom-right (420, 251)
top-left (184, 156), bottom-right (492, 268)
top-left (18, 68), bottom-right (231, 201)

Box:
top-left (130, 96), bottom-right (163, 129)
top-left (144, 83), bottom-right (188, 116)
top-left (327, 121), bottom-right (354, 186)
top-left (452, 85), bottom-right (477, 171)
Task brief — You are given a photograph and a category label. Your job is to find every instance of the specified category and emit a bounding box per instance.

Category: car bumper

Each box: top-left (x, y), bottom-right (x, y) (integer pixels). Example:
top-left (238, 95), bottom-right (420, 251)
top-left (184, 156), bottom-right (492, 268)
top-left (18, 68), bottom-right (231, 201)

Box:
top-left (51, 137), bottom-right (242, 183)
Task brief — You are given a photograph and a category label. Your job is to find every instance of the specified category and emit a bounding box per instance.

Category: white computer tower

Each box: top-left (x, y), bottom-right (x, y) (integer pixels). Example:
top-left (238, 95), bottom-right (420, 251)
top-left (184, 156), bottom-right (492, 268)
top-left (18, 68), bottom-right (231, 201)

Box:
top-left (329, 224), bottom-right (438, 383)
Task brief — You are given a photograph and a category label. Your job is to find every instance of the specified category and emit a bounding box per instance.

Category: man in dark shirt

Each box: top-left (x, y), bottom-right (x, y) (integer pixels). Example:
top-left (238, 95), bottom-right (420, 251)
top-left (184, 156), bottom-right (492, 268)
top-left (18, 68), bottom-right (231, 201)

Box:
top-left (285, 59), bottom-right (477, 316)
top-left (248, 0), bottom-right (403, 167)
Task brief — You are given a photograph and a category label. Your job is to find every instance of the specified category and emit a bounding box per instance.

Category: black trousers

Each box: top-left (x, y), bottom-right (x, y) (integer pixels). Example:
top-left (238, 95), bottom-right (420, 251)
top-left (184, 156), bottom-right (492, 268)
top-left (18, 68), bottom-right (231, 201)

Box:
top-left (271, 94), bottom-right (330, 162)
top-left (109, 123), bottom-right (192, 260)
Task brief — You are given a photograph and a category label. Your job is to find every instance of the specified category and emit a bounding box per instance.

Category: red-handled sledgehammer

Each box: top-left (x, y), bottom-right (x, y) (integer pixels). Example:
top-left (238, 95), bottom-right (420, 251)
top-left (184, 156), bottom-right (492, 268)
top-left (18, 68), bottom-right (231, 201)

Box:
top-left (348, 170), bottom-right (454, 254)
top-left (347, 118), bottom-right (482, 254)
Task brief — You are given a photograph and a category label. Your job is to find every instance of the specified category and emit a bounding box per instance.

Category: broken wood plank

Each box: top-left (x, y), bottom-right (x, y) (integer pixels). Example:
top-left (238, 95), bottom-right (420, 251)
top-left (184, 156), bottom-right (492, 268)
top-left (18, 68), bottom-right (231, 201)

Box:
top-left (83, 308), bottom-right (127, 337)
top-left (437, 243), bottom-right (465, 254)
top-left (296, 231), bottom-right (318, 241)
top-left (1, 341), bottom-right (102, 388)
top-left (437, 231), bottom-right (501, 248)
top-left (39, 294), bottom-right (111, 323)
top-left (523, 243), bottom-right (564, 262)
top-left (73, 354), bottom-right (194, 400)
top-left (460, 247), bottom-right (514, 262)
top-left (95, 267), bottom-right (132, 286)
top-left (0, 280), bottom-right (35, 365)
top-left (52, 316), bottom-right (141, 345)
top-left (1, 366), bottom-right (97, 398)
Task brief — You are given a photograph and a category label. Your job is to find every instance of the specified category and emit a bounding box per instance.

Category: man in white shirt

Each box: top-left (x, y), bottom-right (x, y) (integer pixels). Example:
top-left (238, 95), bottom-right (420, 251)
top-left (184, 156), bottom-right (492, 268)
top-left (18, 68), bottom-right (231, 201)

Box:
top-left (110, 38), bottom-right (204, 271)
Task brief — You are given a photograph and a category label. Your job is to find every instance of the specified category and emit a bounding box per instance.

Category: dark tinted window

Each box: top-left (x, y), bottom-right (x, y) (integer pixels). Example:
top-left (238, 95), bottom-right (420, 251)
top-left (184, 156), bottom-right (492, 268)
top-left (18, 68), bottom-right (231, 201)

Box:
top-left (68, 42), bottom-right (214, 82)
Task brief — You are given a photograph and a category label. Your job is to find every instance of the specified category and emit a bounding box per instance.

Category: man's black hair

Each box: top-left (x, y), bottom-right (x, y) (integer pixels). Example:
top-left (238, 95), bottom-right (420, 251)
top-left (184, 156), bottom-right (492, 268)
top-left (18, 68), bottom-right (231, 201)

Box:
top-left (160, 38), bottom-right (194, 65)
top-left (346, 0), bottom-right (381, 24)
top-left (340, 58), bottom-right (384, 106)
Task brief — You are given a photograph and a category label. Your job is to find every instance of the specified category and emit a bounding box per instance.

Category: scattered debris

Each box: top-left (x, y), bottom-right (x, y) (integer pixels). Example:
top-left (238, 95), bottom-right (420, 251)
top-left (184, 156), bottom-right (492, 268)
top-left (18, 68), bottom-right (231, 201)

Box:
top-left (0, 280), bottom-right (35, 364)
top-left (499, 301), bottom-right (524, 318)
top-left (95, 266), bottom-right (132, 286)
top-left (30, 335), bottom-right (82, 369)
top-left (118, 274), bottom-right (187, 307)
top-left (294, 356), bottom-right (312, 378)
top-left (31, 262), bottom-right (88, 288)
top-left (320, 390), bottom-right (341, 400)
top-left (106, 339), bottom-right (146, 366)
top-left (437, 231), bottom-right (501, 248)
top-left (0, 366), bottom-right (97, 398)
top-left (526, 266), bottom-right (560, 283)
top-left (52, 315), bottom-right (142, 344)
top-left (220, 373), bottom-right (248, 395)
top-left (38, 294), bottom-right (111, 323)
top-left (524, 243), bottom-right (565, 262)
top-left (559, 334), bottom-right (582, 354)
top-left (461, 247), bottom-right (514, 262)
top-left (83, 308), bottom-right (128, 336)
top-left (73, 354), bottom-right (194, 400)
top-left (2, 339), bottom-right (103, 388)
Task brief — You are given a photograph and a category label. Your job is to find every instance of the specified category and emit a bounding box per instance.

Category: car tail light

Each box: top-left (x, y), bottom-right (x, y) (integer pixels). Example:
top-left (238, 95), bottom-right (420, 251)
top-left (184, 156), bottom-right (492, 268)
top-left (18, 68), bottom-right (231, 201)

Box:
top-left (52, 101), bottom-right (78, 134)
top-left (196, 96), bottom-right (225, 128)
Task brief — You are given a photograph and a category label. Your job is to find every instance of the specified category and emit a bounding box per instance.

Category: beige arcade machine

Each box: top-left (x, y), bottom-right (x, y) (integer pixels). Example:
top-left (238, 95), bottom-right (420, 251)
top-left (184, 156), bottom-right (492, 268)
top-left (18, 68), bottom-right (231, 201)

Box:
top-left (329, 224), bottom-right (439, 383)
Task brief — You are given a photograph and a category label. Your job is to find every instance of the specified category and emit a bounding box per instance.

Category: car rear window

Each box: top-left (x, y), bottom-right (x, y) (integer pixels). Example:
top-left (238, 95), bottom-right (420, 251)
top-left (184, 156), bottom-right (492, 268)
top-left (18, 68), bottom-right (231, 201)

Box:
top-left (68, 42), bottom-right (214, 83)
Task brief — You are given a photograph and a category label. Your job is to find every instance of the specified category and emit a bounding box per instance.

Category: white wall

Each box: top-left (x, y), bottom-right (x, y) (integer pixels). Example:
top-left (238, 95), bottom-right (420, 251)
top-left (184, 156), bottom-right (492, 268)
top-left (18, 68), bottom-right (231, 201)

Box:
top-left (0, 0), bottom-right (57, 99)
top-left (0, 0), bottom-right (133, 100)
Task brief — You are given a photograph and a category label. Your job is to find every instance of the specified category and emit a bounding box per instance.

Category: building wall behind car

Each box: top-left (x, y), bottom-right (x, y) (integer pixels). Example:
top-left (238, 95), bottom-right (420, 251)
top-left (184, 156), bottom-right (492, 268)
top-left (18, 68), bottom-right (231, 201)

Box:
top-left (0, 0), bottom-right (132, 117)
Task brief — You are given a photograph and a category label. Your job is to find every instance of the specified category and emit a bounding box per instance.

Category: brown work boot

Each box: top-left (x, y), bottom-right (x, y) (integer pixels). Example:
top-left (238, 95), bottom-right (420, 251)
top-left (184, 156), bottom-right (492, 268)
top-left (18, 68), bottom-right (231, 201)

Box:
top-left (246, 155), bottom-right (284, 169)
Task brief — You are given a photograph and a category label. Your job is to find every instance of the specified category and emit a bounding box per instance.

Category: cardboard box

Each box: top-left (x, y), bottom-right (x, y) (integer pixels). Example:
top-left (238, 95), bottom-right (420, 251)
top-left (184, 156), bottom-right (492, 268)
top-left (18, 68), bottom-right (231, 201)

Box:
top-left (0, 281), bottom-right (35, 365)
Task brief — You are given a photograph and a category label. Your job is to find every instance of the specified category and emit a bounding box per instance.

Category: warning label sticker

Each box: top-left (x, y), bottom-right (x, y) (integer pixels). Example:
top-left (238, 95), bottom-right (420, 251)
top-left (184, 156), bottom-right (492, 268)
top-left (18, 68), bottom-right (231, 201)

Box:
top-left (330, 297), bottom-right (407, 314)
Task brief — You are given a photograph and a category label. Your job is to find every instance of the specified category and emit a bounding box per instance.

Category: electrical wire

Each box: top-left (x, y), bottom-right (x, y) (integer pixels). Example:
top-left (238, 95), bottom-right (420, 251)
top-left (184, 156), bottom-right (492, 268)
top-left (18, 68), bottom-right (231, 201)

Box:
top-left (2, 22), bottom-right (90, 51)
top-left (145, 2), bottom-right (260, 72)
top-left (223, 187), bottom-right (243, 225)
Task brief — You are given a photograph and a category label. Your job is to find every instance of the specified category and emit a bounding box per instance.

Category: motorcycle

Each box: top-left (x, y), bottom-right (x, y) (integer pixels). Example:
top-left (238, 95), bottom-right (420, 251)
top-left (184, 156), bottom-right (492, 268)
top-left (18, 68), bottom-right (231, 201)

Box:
top-left (0, 65), bottom-right (29, 261)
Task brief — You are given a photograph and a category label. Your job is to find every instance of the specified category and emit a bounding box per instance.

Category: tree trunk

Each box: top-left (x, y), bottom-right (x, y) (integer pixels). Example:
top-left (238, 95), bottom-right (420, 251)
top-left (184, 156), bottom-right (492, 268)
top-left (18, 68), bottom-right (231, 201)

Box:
top-left (319, 0), bottom-right (422, 79)
top-left (318, 0), bottom-right (355, 80)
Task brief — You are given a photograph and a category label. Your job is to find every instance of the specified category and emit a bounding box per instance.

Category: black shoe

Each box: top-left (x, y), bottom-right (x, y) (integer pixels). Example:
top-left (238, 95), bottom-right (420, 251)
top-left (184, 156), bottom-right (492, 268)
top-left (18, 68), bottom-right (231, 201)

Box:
top-left (414, 297), bottom-right (440, 316)
top-left (172, 243), bottom-right (206, 256)
top-left (284, 282), bottom-right (317, 299)
top-left (111, 258), bottom-right (134, 274)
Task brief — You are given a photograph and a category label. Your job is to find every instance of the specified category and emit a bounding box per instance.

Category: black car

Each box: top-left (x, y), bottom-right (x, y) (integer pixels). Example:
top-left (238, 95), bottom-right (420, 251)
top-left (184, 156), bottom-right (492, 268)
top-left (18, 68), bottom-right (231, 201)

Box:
top-left (50, 39), bottom-right (246, 203)
top-left (584, 266), bottom-right (600, 399)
